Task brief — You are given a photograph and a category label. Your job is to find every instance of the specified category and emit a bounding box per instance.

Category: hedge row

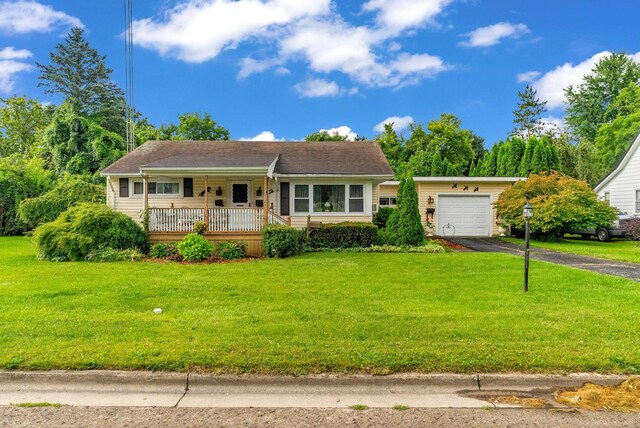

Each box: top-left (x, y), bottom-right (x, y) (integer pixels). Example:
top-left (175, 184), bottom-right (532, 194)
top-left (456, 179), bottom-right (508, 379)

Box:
top-left (307, 222), bottom-right (378, 249)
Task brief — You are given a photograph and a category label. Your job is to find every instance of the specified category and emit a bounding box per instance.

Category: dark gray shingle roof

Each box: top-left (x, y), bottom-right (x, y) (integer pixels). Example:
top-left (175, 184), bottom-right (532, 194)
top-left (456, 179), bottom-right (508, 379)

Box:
top-left (101, 140), bottom-right (394, 176)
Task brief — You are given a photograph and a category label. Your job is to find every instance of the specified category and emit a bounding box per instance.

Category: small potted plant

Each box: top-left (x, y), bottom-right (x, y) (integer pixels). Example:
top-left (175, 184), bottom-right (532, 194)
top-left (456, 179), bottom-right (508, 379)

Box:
top-left (425, 220), bottom-right (435, 236)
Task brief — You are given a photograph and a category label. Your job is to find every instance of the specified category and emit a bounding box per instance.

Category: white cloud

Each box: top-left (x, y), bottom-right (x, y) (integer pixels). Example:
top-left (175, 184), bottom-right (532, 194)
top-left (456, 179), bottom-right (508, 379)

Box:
top-left (131, 0), bottom-right (454, 90)
top-left (240, 131), bottom-right (284, 141)
top-left (0, 46), bottom-right (33, 93)
top-left (374, 115), bottom-right (414, 133)
top-left (362, 0), bottom-right (453, 32)
top-left (516, 70), bottom-right (540, 83)
top-left (0, 1), bottom-right (82, 34)
top-left (131, 0), bottom-right (330, 63)
top-left (281, 19), bottom-right (449, 88)
top-left (318, 125), bottom-right (357, 141)
top-left (459, 22), bottom-right (529, 48)
top-left (522, 51), bottom-right (640, 109)
top-left (293, 77), bottom-right (341, 97)
top-left (0, 46), bottom-right (31, 60)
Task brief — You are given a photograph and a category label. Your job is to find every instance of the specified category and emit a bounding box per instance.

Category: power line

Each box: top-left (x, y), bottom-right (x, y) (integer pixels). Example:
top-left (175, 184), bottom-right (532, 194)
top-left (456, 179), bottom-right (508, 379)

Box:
top-left (124, 0), bottom-right (135, 152)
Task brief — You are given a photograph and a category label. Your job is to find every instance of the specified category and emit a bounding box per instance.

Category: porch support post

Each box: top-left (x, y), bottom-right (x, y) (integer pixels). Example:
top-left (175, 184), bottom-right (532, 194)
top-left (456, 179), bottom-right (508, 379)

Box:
top-left (143, 175), bottom-right (149, 233)
top-left (263, 175), bottom-right (269, 226)
top-left (204, 175), bottom-right (209, 229)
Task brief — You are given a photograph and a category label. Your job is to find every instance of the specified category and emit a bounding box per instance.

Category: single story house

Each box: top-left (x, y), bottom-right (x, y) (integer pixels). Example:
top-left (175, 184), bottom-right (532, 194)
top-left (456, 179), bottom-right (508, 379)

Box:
top-left (100, 140), bottom-right (394, 255)
top-left (101, 140), bottom-right (523, 254)
top-left (378, 177), bottom-right (522, 237)
top-left (594, 131), bottom-right (640, 215)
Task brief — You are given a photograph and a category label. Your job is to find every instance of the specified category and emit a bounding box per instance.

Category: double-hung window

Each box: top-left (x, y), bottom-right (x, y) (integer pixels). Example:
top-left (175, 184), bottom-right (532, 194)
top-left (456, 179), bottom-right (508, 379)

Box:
top-left (133, 181), bottom-right (180, 196)
top-left (294, 185), bottom-right (309, 212)
top-left (636, 190), bottom-right (640, 213)
top-left (348, 185), bottom-right (364, 212)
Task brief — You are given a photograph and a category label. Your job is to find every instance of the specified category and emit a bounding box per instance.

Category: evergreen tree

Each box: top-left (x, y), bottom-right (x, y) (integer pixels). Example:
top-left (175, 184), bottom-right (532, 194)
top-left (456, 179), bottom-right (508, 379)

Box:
top-left (481, 145), bottom-right (498, 176)
top-left (430, 153), bottom-right (443, 176)
top-left (530, 139), bottom-right (549, 174)
top-left (495, 142), bottom-right (508, 176)
top-left (385, 178), bottom-right (405, 237)
top-left (519, 137), bottom-right (538, 176)
top-left (392, 176), bottom-right (424, 246)
top-left (36, 27), bottom-right (125, 129)
top-left (511, 84), bottom-right (547, 140)
top-left (468, 160), bottom-right (477, 177)
top-left (506, 138), bottom-right (526, 176)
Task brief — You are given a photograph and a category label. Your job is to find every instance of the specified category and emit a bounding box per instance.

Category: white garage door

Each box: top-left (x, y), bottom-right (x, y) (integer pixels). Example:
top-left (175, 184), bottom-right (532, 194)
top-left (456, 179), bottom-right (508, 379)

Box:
top-left (437, 195), bottom-right (491, 237)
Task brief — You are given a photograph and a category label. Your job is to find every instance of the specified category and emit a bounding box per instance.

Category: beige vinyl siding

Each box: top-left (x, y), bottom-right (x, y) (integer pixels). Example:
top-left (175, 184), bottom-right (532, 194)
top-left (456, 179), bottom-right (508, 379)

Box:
top-left (287, 215), bottom-right (373, 228)
top-left (380, 180), bottom-right (515, 236)
top-left (107, 176), bottom-right (279, 224)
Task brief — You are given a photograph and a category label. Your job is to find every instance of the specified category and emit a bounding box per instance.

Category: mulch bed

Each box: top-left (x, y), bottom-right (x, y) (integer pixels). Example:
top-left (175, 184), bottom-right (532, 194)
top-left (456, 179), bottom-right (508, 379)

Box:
top-left (429, 238), bottom-right (469, 251)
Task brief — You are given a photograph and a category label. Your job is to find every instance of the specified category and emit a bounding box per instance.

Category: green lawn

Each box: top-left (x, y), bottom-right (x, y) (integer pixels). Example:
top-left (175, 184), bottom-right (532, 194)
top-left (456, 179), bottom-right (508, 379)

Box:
top-left (501, 236), bottom-right (640, 264)
top-left (1, 237), bottom-right (639, 374)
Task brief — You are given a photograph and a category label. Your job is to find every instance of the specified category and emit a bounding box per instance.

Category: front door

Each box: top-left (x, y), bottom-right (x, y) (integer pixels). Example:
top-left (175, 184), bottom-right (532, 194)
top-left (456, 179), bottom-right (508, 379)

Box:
top-left (230, 182), bottom-right (251, 208)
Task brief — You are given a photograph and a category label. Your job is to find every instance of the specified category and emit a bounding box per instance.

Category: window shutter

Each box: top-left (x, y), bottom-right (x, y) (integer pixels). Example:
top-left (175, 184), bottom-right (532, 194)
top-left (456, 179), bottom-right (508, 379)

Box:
top-left (280, 182), bottom-right (290, 216)
top-left (184, 178), bottom-right (193, 197)
top-left (119, 178), bottom-right (129, 198)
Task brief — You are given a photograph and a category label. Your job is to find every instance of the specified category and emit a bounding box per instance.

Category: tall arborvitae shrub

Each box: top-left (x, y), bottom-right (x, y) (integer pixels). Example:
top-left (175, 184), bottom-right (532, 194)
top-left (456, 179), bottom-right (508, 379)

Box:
top-left (385, 177), bottom-right (405, 236)
top-left (395, 176), bottom-right (425, 246)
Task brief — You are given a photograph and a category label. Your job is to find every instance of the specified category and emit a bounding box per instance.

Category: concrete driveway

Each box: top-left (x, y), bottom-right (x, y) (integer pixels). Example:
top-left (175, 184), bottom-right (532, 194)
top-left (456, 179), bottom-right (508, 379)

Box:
top-left (448, 238), bottom-right (640, 282)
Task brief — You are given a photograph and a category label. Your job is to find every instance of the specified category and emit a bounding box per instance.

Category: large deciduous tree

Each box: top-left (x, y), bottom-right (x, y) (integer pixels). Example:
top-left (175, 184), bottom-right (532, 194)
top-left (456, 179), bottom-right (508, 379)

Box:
top-left (374, 123), bottom-right (409, 176)
top-left (42, 102), bottom-right (126, 176)
top-left (511, 84), bottom-right (547, 140)
top-left (0, 96), bottom-right (53, 157)
top-left (158, 112), bottom-right (230, 141)
top-left (564, 52), bottom-right (640, 142)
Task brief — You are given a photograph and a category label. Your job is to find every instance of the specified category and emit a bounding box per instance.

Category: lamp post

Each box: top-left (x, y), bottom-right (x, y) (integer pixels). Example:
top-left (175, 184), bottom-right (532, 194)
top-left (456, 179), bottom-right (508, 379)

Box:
top-left (523, 201), bottom-right (534, 292)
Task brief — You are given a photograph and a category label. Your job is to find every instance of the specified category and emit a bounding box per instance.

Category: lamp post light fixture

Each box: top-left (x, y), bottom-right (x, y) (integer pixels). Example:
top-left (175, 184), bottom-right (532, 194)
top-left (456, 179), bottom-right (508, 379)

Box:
top-left (523, 201), bottom-right (534, 292)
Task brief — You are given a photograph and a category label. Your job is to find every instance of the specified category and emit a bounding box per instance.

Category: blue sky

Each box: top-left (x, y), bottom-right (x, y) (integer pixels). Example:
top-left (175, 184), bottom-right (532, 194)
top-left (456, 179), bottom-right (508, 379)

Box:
top-left (1, 0), bottom-right (639, 146)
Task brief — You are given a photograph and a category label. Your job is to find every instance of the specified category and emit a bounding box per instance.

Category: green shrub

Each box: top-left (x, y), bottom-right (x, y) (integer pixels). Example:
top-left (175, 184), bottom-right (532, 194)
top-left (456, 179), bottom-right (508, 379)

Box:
top-left (85, 247), bottom-right (145, 262)
top-left (18, 176), bottom-right (104, 229)
top-left (376, 228), bottom-right (394, 245)
top-left (216, 240), bottom-right (247, 260)
top-left (387, 176), bottom-right (424, 246)
top-left (33, 203), bottom-right (148, 261)
top-left (305, 243), bottom-right (445, 253)
top-left (373, 207), bottom-right (396, 229)
top-left (263, 224), bottom-right (303, 258)
top-left (308, 222), bottom-right (378, 248)
top-left (149, 243), bottom-right (178, 258)
top-left (495, 172), bottom-right (617, 237)
top-left (177, 233), bottom-right (213, 262)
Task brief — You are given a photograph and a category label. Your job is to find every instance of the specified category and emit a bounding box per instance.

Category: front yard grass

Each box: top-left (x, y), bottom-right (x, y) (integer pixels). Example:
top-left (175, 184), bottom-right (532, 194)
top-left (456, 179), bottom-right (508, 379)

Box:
top-left (501, 236), bottom-right (640, 264)
top-left (1, 237), bottom-right (639, 374)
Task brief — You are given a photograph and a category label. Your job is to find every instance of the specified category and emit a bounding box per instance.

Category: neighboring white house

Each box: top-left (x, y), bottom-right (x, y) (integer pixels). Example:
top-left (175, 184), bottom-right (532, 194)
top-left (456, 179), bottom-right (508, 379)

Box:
top-left (595, 132), bottom-right (640, 215)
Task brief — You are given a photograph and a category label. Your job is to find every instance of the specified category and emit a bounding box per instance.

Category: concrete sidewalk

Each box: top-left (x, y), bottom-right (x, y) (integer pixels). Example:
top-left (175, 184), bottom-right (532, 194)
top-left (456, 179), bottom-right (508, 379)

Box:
top-left (0, 371), bottom-right (627, 409)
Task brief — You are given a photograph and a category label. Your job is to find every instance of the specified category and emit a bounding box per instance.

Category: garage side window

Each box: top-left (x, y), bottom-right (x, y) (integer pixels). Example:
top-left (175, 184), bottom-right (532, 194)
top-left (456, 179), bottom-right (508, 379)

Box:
top-left (379, 197), bottom-right (397, 207)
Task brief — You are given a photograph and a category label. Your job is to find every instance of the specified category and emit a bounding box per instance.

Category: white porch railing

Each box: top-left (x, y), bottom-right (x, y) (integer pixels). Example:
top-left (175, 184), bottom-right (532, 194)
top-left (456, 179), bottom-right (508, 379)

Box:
top-left (148, 208), bottom-right (286, 232)
top-left (207, 208), bottom-right (263, 232)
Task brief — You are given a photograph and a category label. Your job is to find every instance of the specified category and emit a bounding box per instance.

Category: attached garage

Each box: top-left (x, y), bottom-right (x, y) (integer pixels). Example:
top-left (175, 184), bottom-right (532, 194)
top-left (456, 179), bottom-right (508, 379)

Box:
top-left (437, 195), bottom-right (492, 237)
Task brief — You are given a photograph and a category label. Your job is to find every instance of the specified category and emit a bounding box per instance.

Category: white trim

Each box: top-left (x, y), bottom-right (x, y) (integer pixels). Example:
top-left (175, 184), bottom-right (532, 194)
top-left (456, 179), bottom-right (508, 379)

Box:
top-left (275, 174), bottom-right (393, 179)
top-left (131, 178), bottom-right (182, 199)
top-left (436, 193), bottom-right (493, 237)
top-left (383, 176), bottom-right (524, 185)
top-left (595, 132), bottom-right (640, 192)
top-left (290, 182), bottom-right (370, 216)
top-left (267, 155), bottom-right (279, 178)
